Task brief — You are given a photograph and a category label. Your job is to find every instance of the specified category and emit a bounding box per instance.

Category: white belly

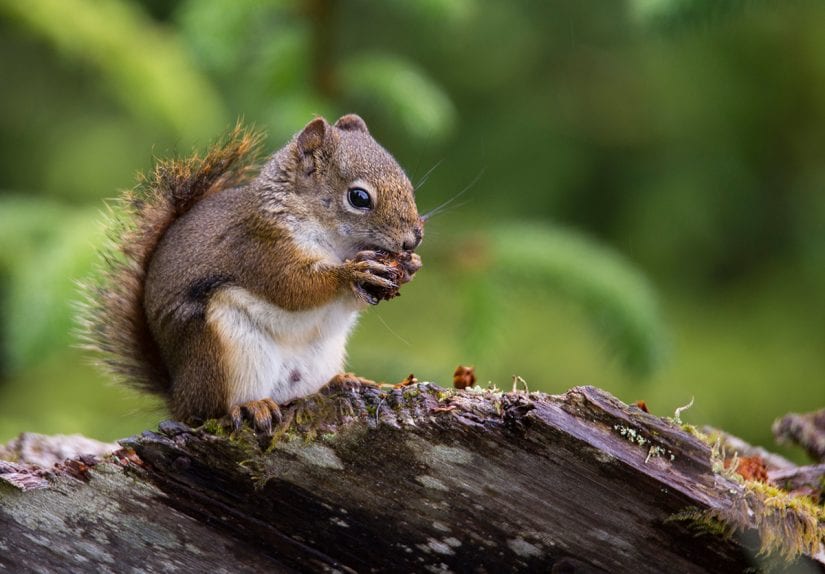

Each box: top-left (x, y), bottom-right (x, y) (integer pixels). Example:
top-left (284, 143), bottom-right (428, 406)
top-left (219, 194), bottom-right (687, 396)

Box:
top-left (206, 287), bottom-right (361, 407)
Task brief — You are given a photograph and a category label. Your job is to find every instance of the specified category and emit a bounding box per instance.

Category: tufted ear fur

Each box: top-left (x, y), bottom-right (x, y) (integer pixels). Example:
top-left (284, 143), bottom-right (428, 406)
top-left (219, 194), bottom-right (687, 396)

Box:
top-left (296, 117), bottom-right (330, 175)
top-left (334, 114), bottom-right (369, 134)
top-left (297, 117), bottom-right (329, 154)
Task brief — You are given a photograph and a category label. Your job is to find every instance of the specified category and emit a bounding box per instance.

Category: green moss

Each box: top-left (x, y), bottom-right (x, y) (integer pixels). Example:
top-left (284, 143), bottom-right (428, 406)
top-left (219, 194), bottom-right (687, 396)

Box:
top-left (265, 427), bottom-right (304, 453)
top-left (680, 423), bottom-right (711, 444)
top-left (744, 481), bottom-right (824, 559)
top-left (671, 481), bottom-right (825, 561)
top-left (613, 424), bottom-right (675, 463)
top-left (671, 397), bottom-right (694, 425)
top-left (214, 422), bottom-right (264, 458)
top-left (200, 418), bottom-right (227, 436)
top-left (292, 394), bottom-right (349, 428)
top-left (709, 437), bottom-right (743, 484)
top-left (676, 417), bottom-right (825, 560)
top-left (614, 424), bottom-right (648, 447)
top-left (645, 445), bottom-right (668, 463)
top-left (436, 390), bottom-right (453, 402)
top-left (667, 508), bottom-right (735, 539)
top-left (511, 375), bottom-right (529, 393)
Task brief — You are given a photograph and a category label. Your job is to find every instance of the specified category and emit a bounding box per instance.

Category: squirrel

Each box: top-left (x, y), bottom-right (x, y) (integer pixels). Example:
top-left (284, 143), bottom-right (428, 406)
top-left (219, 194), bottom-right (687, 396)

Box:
top-left (81, 114), bottom-right (423, 433)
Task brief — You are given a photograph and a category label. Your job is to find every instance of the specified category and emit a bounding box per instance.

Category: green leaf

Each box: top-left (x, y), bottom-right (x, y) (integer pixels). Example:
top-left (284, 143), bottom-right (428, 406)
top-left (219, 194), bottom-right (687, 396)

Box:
top-left (385, 0), bottom-right (476, 27)
top-left (629, 0), bottom-right (754, 30)
top-left (176, 0), bottom-right (285, 74)
top-left (262, 92), bottom-right (337, 143)
top-left (0, 0), bottom-right (226, 141)
top-left (0, 197), bottom-right (104, 372)
top-left (0, 196), bottom-right (67, 262)
top-left (489, 223), bottom-right (667, 378)
top-left (340, 53), bottom-right (456, 142)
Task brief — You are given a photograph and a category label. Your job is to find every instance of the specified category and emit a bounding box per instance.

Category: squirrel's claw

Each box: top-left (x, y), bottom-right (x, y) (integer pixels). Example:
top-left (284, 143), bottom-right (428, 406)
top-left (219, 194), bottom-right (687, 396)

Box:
top-left (347, 250), bottom-right (403, 304)
top-left (351, 254), bottom-right (399, 280)
top-left (229, 398), bottom-right (282, 435)
top-left (352, 284), bottom-right (379, 306)
top-left (324, 372), bottom-right (380, 393)
top-left (351, 277), bottom-right (397, 305)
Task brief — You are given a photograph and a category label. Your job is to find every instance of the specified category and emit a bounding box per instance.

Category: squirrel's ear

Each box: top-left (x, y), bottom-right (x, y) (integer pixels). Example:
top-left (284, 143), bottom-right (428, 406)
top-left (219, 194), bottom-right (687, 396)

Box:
top-left (334, 114), bottom-right (369, 134)
top-left (296, 117), bottom-right (331, 175)
top-left (297, 117), bottom-right (330, 155)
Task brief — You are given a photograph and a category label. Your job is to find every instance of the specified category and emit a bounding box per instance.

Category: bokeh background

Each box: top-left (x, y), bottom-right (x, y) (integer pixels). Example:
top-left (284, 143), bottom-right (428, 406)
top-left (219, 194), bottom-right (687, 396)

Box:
top-left (1, 0), bottom-right (823, 458)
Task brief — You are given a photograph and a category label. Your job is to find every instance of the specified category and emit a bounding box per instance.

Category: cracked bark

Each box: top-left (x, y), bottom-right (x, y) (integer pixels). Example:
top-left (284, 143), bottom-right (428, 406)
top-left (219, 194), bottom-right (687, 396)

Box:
top-left (1, 384), bottom-right (822, 573)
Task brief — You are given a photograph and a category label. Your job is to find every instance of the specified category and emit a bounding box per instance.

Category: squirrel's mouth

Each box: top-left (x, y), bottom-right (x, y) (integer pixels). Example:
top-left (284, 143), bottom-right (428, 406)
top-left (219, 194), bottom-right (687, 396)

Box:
top-left (361, 242), bottom-right (398, 256)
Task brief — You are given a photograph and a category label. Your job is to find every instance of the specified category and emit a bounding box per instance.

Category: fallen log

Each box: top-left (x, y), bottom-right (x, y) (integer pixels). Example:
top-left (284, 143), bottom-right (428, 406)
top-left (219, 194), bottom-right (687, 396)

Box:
top-left (774, 407), bottom-right (825, 463)
top-left (1, 383), bottom-right (823, 573)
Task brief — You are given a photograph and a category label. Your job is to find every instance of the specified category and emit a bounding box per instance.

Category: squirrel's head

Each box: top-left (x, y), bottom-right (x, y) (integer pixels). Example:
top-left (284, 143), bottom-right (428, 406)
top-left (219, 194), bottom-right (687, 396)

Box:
top-left (259, 114), bottom-right (423, 261)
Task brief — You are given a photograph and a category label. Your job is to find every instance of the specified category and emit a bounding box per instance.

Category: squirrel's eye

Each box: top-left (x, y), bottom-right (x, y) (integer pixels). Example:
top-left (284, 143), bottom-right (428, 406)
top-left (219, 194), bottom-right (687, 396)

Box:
top-left (347, 187), bottom-right (373, 210)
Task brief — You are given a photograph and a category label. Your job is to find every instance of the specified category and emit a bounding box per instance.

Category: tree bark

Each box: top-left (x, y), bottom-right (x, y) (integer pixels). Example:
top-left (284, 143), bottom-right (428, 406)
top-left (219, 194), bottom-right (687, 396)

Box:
top-left (774, 407), bottom-right (825, 463)
top-left (1, 383), bottom-right (823, 573)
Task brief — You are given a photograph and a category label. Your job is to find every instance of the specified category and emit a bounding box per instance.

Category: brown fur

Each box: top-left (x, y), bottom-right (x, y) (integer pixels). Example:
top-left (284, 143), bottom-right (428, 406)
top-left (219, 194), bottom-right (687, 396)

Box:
top-left (82, 115), bottom-right (422, 423)
top-left (79, 124), bottom-right (264, 399)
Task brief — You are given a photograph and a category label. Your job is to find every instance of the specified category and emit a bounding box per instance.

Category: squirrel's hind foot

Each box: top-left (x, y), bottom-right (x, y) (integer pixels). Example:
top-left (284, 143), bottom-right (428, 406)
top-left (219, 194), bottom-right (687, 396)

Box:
top-left (323, 372), bottom-right (380, 393)
top-left (229, 398), bottom-right (282, 435)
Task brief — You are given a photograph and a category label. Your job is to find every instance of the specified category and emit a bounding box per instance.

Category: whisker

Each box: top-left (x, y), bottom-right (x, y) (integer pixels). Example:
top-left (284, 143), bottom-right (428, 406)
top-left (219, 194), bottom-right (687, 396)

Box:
top-left (374, 312), bottom-right (411, 346)
top-left (424, 199), bottom-right (473, 221)
top-left (421, 167), bottom-right (486, 221)
top-left (415, 159), bottom-right (444, 191)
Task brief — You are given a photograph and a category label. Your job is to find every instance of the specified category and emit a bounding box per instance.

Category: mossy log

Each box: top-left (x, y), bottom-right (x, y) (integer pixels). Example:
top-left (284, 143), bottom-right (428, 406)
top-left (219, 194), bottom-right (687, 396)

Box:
top-left (774, 407), bottom-right (825, 463)
top-left (1, 383), bottom-right (823, 573)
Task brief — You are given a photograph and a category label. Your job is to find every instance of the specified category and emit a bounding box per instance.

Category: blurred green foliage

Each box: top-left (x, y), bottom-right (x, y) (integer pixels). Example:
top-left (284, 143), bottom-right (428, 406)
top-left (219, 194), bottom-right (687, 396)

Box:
top-left (0, 0), bottom-right (823, 459)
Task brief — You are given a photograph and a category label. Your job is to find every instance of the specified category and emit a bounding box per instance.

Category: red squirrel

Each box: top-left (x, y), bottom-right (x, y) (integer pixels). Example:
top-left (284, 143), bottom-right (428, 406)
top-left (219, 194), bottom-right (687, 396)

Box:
top-left (82, 114), bottom-right (423, 433)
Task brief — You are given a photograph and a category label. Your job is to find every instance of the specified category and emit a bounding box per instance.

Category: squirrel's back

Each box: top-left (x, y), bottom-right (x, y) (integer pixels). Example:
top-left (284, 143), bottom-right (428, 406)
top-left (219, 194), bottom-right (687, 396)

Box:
top-left (79, 125), bottom-right (263, 396)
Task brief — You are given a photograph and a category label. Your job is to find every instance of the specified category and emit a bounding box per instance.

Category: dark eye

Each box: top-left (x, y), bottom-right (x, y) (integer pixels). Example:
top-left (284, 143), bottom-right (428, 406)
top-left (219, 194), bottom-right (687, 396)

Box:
top-left (347, 187), bottom-right (373, 210)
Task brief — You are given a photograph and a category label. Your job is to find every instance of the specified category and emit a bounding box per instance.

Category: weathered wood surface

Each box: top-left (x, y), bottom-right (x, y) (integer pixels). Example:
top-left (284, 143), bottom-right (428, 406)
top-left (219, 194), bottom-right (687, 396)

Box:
top-left (1, 383), bottom-right (822, 573)
top-left (774, 407), bottom-right (825, 463)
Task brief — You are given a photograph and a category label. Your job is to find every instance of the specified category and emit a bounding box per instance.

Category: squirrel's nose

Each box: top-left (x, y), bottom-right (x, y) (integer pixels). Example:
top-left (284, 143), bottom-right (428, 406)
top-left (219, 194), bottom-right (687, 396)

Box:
top-left (402, 224), bottom-right (423, 251)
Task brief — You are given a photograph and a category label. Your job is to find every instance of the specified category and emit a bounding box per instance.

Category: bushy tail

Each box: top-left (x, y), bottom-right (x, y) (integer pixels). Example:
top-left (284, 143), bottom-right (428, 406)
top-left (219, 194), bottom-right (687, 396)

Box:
top-left (78, 124), bottom-right (263, 395)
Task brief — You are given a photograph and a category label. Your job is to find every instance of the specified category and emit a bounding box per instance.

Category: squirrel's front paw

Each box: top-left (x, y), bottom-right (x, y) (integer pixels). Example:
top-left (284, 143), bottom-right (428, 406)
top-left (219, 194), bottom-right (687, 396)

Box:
top-left (229, 398), bottom-right (282, 435)
top-left (346, 250), bottom-right (402, 305)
